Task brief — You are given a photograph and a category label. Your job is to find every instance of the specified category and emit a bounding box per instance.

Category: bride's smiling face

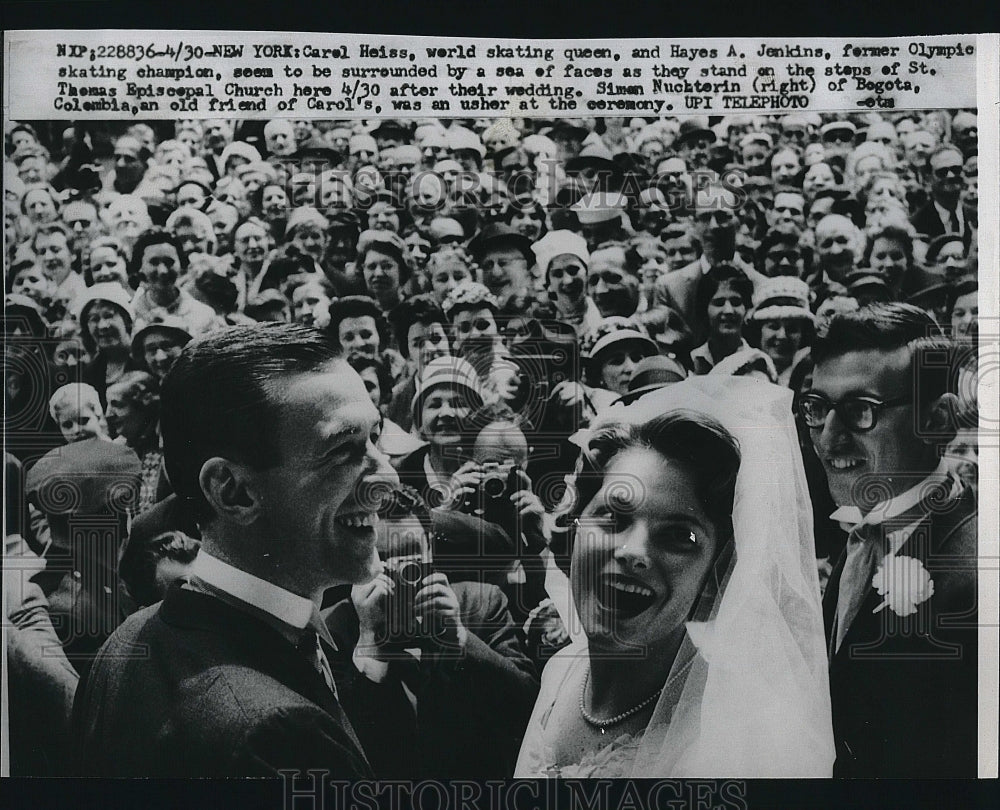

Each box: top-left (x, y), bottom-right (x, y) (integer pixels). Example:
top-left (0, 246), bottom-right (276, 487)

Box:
top-left (572, 448), bottom-right (720, 654)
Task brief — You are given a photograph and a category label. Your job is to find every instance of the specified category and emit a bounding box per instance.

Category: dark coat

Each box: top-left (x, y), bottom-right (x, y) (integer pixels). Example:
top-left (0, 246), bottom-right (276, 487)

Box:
top-left (823, 488), bottom-right (978, 777)
top-left (909, 201), bottom-right (977, 246)
top-left (71, 587), bottom-right (375, 777)
top-left (324, 580), bottom-right (539, 778)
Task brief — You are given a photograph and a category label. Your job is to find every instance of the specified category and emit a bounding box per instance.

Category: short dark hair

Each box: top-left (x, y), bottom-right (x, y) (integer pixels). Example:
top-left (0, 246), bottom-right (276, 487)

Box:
top-left (160, 323), bottom-right (341, 522)
top-left (812, 303), bottom-right (959, 428)
top-left (128, 227), bottom-right (189, 280)
top-left (694, 264), bottom-right (753, 321)
top-left (388, 294), bottom-right (447, 359)
top-left (324, 295), bottom-right (390, 353)
top-left (348, 353), bottom-right (393, 406)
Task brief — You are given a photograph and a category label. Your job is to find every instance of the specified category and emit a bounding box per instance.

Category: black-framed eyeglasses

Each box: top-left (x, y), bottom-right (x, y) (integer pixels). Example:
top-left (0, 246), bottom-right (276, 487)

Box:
top-left (798, 392), bottom-right (912, 432)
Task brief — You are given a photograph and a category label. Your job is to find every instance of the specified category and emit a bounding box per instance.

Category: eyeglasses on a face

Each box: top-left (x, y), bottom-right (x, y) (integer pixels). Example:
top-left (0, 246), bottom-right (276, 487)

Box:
top-left (798, 392), bottom-right (912, 432)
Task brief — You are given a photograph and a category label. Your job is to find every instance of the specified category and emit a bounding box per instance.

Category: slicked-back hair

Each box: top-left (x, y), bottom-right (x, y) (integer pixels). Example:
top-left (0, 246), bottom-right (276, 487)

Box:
top-left (160, 323), bottom-right (342, 522)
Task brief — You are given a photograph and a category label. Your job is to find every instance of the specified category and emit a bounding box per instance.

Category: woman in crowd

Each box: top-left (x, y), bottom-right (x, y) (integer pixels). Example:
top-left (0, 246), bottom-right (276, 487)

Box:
top-left (582, 318), bottom-right (659, 403)
top-left (743, 277), bottom-right (815, 387)
top-left (104, 370), bottom-right (164, 515)
top-left (689, 265), bottom-right (753, 375)
top-left (516, 378), bottom-right (833, 777)
top-left (130, 316), bottom-right (192, 383)
top-left (356, 229), bottom-right (409, 314)
top-left (78, 282), bottom-right (142, 404)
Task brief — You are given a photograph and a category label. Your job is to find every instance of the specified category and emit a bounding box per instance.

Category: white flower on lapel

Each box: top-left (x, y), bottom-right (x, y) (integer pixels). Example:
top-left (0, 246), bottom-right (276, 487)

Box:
top-left (872, 554), bottom-right (935, 617)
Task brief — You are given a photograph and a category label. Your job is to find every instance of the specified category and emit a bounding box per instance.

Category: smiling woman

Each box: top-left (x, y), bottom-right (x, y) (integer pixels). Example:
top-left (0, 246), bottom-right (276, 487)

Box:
top-left (516, 376), bottom-right (834, 777)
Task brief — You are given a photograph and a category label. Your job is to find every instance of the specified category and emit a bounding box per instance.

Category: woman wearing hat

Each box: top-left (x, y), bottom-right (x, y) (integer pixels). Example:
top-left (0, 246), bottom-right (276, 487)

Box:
top-left (744, 276), bottom-right (815, 387)
top-left (130, 316), bottom-right (192, 383)
top-left (530, 230), bottom-right (602, 337)
top-left (583, 317), bottom-right (659, 402)
top-left (78, 282), bottom-right (143, 404)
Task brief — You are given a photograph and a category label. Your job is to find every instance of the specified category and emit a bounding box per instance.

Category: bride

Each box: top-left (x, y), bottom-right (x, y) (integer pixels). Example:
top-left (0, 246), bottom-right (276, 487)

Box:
top-left (516, 376), bottom-right (834, 777)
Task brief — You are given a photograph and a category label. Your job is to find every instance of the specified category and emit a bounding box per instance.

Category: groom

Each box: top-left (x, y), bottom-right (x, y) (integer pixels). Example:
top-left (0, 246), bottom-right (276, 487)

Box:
top-left (806, 303), bottom-right (977, 777)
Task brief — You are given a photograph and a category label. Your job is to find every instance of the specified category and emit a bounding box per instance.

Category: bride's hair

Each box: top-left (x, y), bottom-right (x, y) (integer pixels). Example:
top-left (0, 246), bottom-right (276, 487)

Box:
top-left (580, 410), bottom-right (741, 544)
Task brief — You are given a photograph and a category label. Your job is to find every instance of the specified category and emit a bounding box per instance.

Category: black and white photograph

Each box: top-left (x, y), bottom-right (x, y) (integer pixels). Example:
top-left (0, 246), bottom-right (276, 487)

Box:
top-left (2, 24), bottom-right (997, 803)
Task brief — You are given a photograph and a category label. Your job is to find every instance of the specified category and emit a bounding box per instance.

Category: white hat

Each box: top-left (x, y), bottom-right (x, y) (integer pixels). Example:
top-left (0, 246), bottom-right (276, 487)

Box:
top-left (220, 141), bottom-right (262, 168)
top-left (749, 276), bottom-right (815, 323)
top-left (572, 191), bottom-right (628, 225)
top-left (446, 126), bottom-right (486, 157)
top-left (532, 230), bottom-right (590, 275)
top-left (349, 134), bottom-right (378, 155)
top-left (411, 354), bottom-right (485, 427)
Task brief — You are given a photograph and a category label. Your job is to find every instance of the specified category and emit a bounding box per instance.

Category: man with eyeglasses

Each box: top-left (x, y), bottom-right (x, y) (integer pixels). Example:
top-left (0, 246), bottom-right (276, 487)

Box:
top-left (910, 145), bottom-right (975, 245)
top-left (804, 303), bottom-right (976, 778)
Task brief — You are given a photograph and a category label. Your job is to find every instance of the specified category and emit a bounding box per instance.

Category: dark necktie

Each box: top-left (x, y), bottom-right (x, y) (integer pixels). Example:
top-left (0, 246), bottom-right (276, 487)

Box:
top-left (299, 628), bottom-right (338, 698)
top-left (834, 524), bottom-right (883, 653)
top-left (949, 207), bottom-right (961, 234)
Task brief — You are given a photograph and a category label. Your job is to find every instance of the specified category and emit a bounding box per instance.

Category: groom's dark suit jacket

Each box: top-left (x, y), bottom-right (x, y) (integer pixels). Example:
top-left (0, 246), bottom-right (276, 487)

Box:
top-left (823, 488), bottom-right (978, 778)
top-left (71, 586), bottom-right (381, 777)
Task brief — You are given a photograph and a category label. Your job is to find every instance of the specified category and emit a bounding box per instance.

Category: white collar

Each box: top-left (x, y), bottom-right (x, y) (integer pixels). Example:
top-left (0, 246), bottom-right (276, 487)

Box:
top-left (933, 199), bottom-right (963, 231)
top-left (829, 459), bottom-right (955, 532)
top-left (189, 550), bottom-right (314, 630)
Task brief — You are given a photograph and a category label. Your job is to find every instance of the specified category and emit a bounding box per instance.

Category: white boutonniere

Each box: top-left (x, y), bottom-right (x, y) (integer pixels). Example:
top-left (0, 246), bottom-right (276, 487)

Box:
top-left (872, 554), bottom-right (935, 617)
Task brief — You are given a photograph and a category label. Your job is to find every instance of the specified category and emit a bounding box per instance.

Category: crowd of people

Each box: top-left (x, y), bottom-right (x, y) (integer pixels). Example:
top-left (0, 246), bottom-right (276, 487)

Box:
top-left (3, 110), bottom-right (981, 778)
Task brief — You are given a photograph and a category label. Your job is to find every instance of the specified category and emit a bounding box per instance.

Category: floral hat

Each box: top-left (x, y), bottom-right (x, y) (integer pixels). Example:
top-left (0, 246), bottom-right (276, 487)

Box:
top-left (441, 280), bottom-right (499, 318)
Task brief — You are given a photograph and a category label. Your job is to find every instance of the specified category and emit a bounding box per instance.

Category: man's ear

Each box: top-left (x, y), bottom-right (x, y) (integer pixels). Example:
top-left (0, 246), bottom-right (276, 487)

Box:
top-left (198, 457), bottom-right (263, 526)
top-left (921, 392), bottom-right (960, 445)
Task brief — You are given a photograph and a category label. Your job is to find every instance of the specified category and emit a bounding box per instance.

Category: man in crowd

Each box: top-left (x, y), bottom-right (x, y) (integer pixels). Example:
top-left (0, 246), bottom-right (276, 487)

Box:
top-left (806, 303), bottom-right (976, 777)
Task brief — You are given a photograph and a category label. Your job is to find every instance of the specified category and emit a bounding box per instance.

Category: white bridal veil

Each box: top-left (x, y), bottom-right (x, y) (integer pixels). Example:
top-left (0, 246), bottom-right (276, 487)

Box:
top-left (521, 376), bottom-right (835, 777)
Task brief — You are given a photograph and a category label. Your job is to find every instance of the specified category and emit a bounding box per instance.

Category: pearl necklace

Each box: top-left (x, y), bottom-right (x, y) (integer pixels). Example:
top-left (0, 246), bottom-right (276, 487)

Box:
top-left (579, 669), bottom-right (663, 734)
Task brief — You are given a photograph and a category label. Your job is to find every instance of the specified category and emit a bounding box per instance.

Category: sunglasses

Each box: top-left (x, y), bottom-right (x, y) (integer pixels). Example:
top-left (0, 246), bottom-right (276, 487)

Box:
top-left (549, 264), bottom-right (584, 279)
top-left (823, 132), bottom-right (854, 144)
top-left (605, 349), bottom-right (648, 365)
top-left (695, 210), bottom-right (735, 226)
top-left (589, 271), bottom-right (626, 287)
top-left (766, 250), bottom-right (801, 264)
top-left (456, 318), bottom-right (493, 334)
top-left (933, 165), bottom-right (963, 180)
top-left (798, 392), bottom-right (911, 432)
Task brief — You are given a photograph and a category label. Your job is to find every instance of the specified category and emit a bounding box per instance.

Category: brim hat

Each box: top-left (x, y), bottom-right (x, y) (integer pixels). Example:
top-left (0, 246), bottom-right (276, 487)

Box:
top-left (677, 116), bottom-right (717, 146)
top-left (234, 161), bottom-right (277, 183)
top-left (586, 329), bottom-right (659, 371)
top-left (25, 437), bottom-right (142, 517)
top-left (565, 142), bottom-right (618, 174)
top-left (821, 120), bottom-right (857, 141)
top-left (76, 282), bottom-right (136, 351)
top-left (613, 355), bottom-right (688, 405)
top-left (532, 230), bottom-right (590, 277)
top-left (295, 137), bottom-right (343, 166)
top-left (748, 276), bottom-right (815, 323)
top-left (572, 191), bottom-right (628, 226)
top-left (446, 126), bottom-right (486, 157)
top-left (546, 119), bottom-right (590, 141)
top-left (411, 354), bottom-right (485, 428)
top-left (370, 119), bottom-right (414, 140)
top-left (4, 294), bottom-right (47, 339)
top-left (220, 141), bottom-right (262, 168)
top-left (130, 314), bottom-right (193, 363)
top-left (466, 223), bottom-right (534, 264)
top-left (285, 206), bottom-right (329, 234)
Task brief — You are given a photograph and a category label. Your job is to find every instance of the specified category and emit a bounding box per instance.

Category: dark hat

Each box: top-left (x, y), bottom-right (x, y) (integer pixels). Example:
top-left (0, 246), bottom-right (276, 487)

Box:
top-left (371, 119), bottom-right (414, 139)
top-left (846, 271), bottom-right (893, 301)
top-left (25, 437), bottom-right (142, 516)
top-left (613, 355), bottom-right (687, 405)
top-left (906, 281), bottom-right (950, 310)
top-left (4, 295), bottom-right (48, 339)
top-left (295, 137), bottom-right (343, 166)
top-left (466, 223), bottom-right (535, 264)
top-left (677, 117), bottom-right (716, 146)
top-left (130, 315), bottom-right (193, 364)
top-left (547, 119), bottom-right (589, 141)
